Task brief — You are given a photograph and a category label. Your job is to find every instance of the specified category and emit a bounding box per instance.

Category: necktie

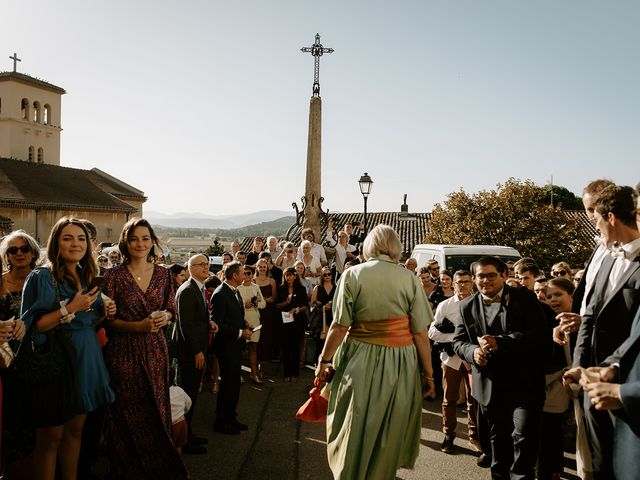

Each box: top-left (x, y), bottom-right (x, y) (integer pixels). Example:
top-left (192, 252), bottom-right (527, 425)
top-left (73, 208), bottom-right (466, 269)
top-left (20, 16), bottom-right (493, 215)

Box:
top-left (235, 290), bottom-right (244, 310)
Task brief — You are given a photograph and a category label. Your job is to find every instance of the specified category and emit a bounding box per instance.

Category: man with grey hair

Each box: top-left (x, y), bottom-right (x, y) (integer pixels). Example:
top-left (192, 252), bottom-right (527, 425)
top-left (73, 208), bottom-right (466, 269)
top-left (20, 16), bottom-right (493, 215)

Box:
top-left (404, 257), bottom-right (418, 273)
top-left (175, 254), bottom-right (216, 453)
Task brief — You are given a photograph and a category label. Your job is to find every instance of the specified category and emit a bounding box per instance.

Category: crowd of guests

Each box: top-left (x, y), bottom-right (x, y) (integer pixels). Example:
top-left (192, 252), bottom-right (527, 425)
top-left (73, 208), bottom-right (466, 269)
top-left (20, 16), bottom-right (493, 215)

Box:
top-left (0, 178), bottom-right (639, 479)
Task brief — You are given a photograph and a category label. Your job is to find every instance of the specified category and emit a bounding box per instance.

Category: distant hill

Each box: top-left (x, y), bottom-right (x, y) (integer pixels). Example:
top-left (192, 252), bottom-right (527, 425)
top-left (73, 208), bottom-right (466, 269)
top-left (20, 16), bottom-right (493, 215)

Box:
top-left (153, 216), bottom-right (295, 240)
top-left (146, 210), bottom-right (292, 229)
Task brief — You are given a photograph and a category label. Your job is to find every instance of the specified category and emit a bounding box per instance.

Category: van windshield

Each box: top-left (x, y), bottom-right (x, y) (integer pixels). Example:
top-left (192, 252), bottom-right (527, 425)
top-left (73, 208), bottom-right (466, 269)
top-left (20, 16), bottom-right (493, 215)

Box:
top-left (445, 255), bottom-right (521, 273)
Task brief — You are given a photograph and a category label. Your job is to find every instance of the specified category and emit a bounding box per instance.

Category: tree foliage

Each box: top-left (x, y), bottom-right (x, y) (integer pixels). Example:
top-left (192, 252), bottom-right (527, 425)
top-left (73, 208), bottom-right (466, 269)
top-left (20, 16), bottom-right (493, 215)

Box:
top-left (544, 184), bottom-right (583, 210)
top-left (424, 178), bottom-right (593, 271)
top-left (204, 239), bottom-right (225, 256)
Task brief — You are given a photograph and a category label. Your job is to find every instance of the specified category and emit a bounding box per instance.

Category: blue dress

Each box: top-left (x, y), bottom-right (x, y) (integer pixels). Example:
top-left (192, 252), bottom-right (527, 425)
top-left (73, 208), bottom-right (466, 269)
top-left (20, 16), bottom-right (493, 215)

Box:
top-left (21, 267), bottom-right (115, 414)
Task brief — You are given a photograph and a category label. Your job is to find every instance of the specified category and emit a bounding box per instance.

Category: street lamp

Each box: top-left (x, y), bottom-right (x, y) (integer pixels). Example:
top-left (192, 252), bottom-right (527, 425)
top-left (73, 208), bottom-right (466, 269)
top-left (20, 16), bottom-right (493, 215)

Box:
top-left (358, 172), bottom-right (373, 235)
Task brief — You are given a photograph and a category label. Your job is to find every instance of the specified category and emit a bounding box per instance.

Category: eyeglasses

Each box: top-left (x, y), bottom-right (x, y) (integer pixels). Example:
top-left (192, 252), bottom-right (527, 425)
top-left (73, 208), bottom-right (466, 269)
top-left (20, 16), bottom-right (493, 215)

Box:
top-left (429, 267), bottom-right (439, 272)
top-left (475, 273), bottom-right (499, 281)
top-left (98, 259), bottom-right (108, 263)
top-left (7, 245), bottom-right (31, 255)
top-left (244, 271), bottom-right (253, 275)
top-left (192, 262), bottom-right (209, 268)
top-left (552, 270), bottom-right (567, 277)
top-left (322, 273), bottom-right (332, 277)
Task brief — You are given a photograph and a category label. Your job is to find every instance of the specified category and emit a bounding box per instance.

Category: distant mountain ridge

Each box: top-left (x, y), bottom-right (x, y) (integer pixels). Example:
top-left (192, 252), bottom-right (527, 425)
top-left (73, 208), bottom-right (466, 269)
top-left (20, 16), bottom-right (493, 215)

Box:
top-left (146, 210), bottom-right (292, 229)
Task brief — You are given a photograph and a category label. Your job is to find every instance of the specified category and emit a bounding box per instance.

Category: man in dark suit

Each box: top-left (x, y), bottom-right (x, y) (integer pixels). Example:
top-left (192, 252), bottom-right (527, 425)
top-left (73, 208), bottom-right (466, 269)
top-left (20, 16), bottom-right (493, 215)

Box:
top-left (453, 256), bottom-right (546, 479)
top-left (564, 184), bottom-right (640, 479)
top-left (583, 303), bottom-right (640, 480)
top-left (210, 261), bottom-right (252, 434)
top-left (175, 254), bottom-right (216, 453)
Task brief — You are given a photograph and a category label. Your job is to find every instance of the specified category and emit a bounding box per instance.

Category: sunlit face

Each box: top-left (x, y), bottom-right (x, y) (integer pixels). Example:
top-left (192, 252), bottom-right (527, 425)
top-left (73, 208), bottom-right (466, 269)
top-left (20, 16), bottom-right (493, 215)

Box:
top-left (534, 281), bottom-right (548, 303)
top-left (303, 232), bottom-right (315, 243)
top-left (440, 273), bottom-right (453, 289)
top-left (6, 237), bottom-right (34, 270)
top-left (257, 262), bottom-right (268, 275)
top-left (404, 259), bottom-right (417, 272)
top-left (236, 253), bottom-right (246, 265)
top-left (295, 263), bottom-right (305, 277)
top-left (268, 238), bottom-right (278, 251)
top-left (231, 242), bottom-right (240, 253)
top-left (127, 226), bottom-right (154, 260)
top-left (593, 210), bottom-right (613, 244)
top-left (321, 268), bottom-right (332, 281)
top-left (419, 273), bottom-right (432, 288)
top-left (582, 193), bottom-right (595, 222)
top-left (253, 238), bottom-right (263, 251)
top-left (546, 286), bottom-right (573, 314)
top-left (243, 269), bottom-right (254, 284)
top-left (338, 233), bottom-right (348, 246)
top-left (302, 244), bottom-right (311, 255)
top-left (189, 255), bottom-right (210, 282)
top-left (58, 224), bottom-right (87, 263)
top-left (345, 224), bottom-right (353, 234)
top-left (516, 271), bottom-right (535, 291)
top-left (453, 275), bottom-right (473, 297)
top-left (429, 263), bottom-right (440, 277)
top-left (474, 264), bottom-right (506, 298)
top-left (222, 253), bottom-right (232, 264)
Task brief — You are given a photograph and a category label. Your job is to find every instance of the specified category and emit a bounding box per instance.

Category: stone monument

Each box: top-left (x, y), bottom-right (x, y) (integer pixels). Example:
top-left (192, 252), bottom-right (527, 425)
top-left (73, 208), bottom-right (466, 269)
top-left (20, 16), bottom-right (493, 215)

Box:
top-left (296, 34), bottom-right (333, 242)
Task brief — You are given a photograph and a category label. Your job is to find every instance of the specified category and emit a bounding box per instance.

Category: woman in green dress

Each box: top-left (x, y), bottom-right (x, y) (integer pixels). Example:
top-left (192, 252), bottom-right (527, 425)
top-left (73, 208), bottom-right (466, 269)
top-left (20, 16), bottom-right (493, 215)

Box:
top-left (316, 224), bottom-right (435, 480)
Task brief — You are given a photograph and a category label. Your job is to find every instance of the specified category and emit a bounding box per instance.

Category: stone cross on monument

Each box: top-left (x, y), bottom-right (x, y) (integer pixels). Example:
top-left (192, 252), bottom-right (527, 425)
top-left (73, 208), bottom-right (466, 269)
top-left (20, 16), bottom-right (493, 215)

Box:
top-left (10, 53), bottom-right (21, 72)
top-left (297, 34), bottom-right (333, 241)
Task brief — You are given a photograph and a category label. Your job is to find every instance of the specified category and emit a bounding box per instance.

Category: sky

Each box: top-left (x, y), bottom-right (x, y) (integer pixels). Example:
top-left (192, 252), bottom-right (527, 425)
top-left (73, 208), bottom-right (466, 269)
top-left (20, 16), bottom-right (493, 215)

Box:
top-left (2, 0), bottom-right (638, 217)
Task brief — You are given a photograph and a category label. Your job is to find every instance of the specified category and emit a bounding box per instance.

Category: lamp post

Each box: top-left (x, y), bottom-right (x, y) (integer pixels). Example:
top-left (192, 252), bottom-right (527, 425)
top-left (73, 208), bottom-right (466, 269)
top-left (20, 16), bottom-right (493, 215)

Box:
top-left (358, 172), bottom-right (373, 235)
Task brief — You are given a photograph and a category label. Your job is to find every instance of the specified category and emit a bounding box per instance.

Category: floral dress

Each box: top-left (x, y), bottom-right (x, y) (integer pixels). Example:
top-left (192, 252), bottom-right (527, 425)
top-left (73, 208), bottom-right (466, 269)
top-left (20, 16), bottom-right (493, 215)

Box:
top-left (103, 264), bottom-right (188, 480)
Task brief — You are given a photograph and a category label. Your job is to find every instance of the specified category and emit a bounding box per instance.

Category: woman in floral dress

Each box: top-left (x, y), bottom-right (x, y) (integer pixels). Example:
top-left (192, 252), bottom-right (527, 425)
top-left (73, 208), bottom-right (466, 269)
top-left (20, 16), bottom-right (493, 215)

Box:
top-left (103, 218), bottom-right (188, 479)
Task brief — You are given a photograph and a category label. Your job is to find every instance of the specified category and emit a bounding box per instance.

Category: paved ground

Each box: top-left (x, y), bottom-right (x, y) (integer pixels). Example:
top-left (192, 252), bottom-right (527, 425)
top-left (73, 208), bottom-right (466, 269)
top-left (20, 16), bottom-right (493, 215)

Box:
top-left (181, 362), bottom-right (581, 480)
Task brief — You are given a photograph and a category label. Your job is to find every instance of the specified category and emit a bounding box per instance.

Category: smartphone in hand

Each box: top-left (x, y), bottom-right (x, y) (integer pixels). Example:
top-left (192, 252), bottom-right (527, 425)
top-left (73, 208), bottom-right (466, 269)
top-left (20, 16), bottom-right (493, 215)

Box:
top-left (87, 276), bottom-right (103, 293)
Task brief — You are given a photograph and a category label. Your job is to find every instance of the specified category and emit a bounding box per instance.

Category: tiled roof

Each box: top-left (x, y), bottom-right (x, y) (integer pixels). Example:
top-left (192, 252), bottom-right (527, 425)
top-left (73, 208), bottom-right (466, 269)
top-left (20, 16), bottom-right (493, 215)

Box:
top-left (239, 210), bottom-right (596, 257)
top-left (0, 158), bottom-right (137, 212)
top-left (89, 168), bottom-right (146, 200)
top-left (0, 71), bottom-right (66, 94)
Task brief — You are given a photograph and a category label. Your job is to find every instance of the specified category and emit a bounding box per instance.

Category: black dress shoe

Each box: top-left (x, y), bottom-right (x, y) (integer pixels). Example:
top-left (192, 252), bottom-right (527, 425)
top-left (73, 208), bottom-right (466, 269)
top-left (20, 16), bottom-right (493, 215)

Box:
top-left (232, 420), bottom-right (248, 431)
top-left (477, 453), bottom-right (491, 468)
top-left (183, 444), bottom-right (207, 455)
top-left (189, 434), bottom-right (209, 445)
top-left (214, 424), bottom-right (240, 435)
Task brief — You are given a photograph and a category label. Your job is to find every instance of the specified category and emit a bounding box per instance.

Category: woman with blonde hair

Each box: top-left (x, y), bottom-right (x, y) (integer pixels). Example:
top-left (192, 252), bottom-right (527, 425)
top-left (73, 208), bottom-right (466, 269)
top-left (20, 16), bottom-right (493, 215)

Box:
top-left (316, 224), bottom-right (434, 479)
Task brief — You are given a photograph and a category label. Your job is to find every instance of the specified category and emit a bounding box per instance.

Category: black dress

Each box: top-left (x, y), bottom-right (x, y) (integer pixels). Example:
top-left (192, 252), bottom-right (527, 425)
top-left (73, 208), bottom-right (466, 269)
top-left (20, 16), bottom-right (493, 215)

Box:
top-left (277, 283), bottom-right (309, 378)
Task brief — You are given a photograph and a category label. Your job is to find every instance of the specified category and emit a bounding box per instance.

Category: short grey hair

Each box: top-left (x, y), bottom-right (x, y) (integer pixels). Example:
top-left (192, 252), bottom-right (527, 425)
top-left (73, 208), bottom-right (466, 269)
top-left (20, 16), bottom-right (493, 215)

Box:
top-left (0, 230), bottom-right (41, 270)
top-left (362, 224), bottom-right (402, 262)
top-left (301, 239), bottom-right (313, 249)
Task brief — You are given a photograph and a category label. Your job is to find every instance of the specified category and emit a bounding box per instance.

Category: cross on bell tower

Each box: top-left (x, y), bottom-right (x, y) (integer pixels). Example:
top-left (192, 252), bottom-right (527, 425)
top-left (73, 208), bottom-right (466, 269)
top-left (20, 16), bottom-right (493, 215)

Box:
top-left (300, 34), bottom-right (334, 97)
top-left (9, 53), bottom-right (21, 72)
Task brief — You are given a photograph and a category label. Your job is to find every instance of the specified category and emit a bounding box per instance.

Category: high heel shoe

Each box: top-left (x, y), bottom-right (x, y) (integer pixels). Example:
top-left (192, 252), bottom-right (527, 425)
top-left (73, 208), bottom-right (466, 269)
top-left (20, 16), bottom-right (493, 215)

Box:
top-left (211, 381), bottom-right (219, 394)
top-left (250, 374), bottom-right (263, 385)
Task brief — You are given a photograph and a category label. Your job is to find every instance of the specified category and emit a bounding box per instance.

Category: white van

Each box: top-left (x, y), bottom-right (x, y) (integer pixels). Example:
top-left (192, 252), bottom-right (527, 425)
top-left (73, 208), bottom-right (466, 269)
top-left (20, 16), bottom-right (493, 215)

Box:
top-left (410, 244), bottom-right (521, 273)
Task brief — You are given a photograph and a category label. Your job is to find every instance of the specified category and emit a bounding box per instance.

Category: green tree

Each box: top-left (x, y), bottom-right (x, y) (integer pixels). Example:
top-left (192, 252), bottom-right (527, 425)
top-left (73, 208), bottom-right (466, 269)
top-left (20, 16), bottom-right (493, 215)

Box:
top-left (204, 239), bottom-right (225, 256)
top-left (424, 178), bottom-right (593, 271)
top-left (544, 184), bottom-right (583, 210)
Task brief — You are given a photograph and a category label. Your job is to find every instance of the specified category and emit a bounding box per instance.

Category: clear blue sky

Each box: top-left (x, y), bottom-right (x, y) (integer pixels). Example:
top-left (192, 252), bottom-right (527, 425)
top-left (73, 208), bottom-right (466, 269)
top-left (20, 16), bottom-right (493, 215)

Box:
top-left (2, 0), bottom-right (638, 216)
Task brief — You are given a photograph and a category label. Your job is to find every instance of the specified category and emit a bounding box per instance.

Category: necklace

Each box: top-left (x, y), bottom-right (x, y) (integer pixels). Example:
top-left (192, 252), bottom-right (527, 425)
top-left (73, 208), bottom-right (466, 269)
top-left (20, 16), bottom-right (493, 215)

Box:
top-left (130, 265), bottom-right (153, 282)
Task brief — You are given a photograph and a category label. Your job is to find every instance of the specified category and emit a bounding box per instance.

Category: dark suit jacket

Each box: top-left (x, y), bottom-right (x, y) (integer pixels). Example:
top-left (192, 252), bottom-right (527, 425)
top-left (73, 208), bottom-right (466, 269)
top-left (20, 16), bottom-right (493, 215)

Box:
top-left (599, 306), bottom-right (640, 480)
top-left (453, 285), bottom-right (546, 407)
top-left (573, 254), bottom-right (640, 368)
top-left (571, 245), bottom-right (600, 313)
top-left (175, 278), bottom-right (210, 358)
top-left (210, 283), bottom-right (245, 354)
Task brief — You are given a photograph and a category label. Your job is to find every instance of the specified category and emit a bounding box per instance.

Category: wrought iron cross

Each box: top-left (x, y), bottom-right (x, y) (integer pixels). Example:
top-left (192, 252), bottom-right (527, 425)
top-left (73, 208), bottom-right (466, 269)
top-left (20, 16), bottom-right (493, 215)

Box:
top-left (10, 52), bottom-right (21, 72)
top-left (300, 34), bottom-right (334, 97)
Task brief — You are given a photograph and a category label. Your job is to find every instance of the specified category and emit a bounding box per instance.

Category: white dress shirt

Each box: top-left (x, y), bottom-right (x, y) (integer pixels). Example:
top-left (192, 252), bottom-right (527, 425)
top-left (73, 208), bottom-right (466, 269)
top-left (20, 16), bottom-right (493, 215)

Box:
top-left (428, 295), bottom-right (470, 370)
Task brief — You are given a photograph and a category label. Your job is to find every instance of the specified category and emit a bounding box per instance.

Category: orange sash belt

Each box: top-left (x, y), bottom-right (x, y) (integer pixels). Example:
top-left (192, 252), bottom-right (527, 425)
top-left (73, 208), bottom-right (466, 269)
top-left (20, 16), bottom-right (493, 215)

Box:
top-left (347, 316), bottom-right (413, 347)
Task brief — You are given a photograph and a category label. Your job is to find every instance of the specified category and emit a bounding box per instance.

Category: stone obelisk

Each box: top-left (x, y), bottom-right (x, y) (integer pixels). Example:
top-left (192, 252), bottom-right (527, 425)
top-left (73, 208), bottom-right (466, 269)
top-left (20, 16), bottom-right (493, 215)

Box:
top-left (300, 34), bottom-right (333, 241)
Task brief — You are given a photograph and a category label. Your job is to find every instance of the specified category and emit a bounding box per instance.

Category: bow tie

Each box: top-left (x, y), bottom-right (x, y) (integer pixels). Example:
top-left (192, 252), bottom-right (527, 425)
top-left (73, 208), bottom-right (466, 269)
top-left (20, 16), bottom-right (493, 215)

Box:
top-left (610, 243), bottom-right (627, 259)
top-left (482, 295), bottom-right (501, 306)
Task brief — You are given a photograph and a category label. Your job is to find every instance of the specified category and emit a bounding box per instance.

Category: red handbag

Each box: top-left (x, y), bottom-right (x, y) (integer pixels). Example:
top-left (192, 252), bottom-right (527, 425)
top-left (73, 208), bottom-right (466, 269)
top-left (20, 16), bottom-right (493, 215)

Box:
top-left (296, 377), bottom-right (329, 423)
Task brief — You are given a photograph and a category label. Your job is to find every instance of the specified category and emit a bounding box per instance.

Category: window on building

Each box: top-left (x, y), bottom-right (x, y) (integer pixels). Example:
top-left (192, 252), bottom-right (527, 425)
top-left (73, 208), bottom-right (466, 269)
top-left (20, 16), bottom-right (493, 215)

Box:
top-left (28, 146), bottom-right (34, 162)
top-left (44, 104), bottom-right (51, 125)
top-left (37, 147), bottom-right (44, 163)
top-left (21, 98), bottom-right (29, 120)
top-left (33, 101), bottom-right (41, 123)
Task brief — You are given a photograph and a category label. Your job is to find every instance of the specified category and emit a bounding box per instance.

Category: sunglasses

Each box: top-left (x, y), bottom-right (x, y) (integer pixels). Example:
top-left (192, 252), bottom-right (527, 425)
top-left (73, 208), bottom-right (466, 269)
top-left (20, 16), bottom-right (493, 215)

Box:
top-left (552, 270), bottom-right (567, 277)
top-left (322, 273), bottom-right (332, 277)
top-left (7, 245), bottom-right (31, 255)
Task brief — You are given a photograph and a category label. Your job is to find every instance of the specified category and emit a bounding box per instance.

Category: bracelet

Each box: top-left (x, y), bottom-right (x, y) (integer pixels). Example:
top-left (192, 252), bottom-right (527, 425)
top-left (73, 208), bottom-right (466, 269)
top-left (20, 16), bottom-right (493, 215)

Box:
top-left (60, 305), bottom-right (69, 317)
top-left (319, 355), bottom-right (333, 364)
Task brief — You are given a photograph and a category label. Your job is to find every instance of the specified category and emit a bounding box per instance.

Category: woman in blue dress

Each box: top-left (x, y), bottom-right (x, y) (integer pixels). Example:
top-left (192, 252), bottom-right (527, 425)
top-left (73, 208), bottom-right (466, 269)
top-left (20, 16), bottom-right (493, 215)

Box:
top-left (20, 216), bottom-right (115, 480)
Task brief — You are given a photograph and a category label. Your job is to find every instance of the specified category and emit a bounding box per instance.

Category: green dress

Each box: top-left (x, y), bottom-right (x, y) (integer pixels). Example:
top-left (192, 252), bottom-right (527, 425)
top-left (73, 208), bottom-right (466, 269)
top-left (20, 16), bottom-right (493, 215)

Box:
top-left (327, 254), bottom-right (433, 480)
